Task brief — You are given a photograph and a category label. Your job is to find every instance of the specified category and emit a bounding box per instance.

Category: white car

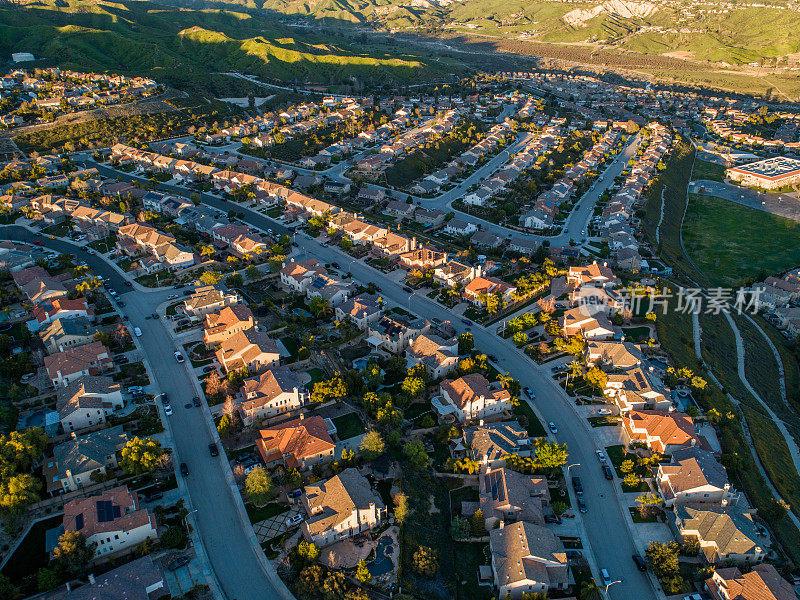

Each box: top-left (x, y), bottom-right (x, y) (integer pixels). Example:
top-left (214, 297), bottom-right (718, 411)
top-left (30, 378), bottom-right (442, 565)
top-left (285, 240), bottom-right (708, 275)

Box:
top-left (174, 351), bottom-right (185, 363)
top-left (285, 513), bottom-right (304, 526)
top-left (595, 450), bottom-right (606, 462)
top-left (164, 405), bottom-right (173, 416)
top-left (134, 327), bottom-right (142, 337)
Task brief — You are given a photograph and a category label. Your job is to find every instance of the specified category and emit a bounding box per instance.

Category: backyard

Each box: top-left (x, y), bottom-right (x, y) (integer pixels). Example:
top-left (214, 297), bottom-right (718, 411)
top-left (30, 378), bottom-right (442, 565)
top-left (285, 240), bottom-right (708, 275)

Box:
top-left (331, 412), bottom-right (365, 440)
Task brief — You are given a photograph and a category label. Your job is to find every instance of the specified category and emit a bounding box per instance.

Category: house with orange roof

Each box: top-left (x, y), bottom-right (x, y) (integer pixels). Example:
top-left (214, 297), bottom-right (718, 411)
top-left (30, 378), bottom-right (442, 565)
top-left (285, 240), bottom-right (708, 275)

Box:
top-left (32, 297), bottom-right (93, 328)
top-left (398, 247), bottom-right (448, 270)
top-left (705, 564), bottom-right (794, 600)
top-left (61, 485), bottom-right (157, 559)
top-left (280, 259), bottom-right (328, 294)
top-left (255, 415), bottom-right (335, 470)
top-left (566, 261), bottom-right (618, 288)
top-left (438, 373), bottom-right (512, 422)
top-left (203, 304), bottom-right (254, 346)
top-left (215, 329), bottom-right (280, 374)
top-left (463, 276), bottom-right (517, 306)
top-left (622, 409), bottom-right (709, 454)
top-left (239, 367), bottom-right (308, 424)
top-left (44, 341), bottom-right (113, 387)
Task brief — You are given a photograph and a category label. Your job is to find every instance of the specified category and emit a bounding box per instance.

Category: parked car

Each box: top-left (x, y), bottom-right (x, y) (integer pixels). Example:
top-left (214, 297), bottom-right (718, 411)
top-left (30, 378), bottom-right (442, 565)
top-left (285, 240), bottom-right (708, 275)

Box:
top-left (572, 476), bottom-right (584, 495)
top-left (577, 496), bottom-right (588, 513)
top-left (288, 489), bottom-right (303, 498)
top-left (202, 366), bottom-right (216, 373)
top-left (167, 555), bottom-right (191, 571)
top-left (160, 393), bottom-right (169, 403)
top-left (174, 351), bottom-right (185, 363)
top-left (595, 450), bottom-right (606, 462)
top-left (165, 405), bottom-right (173, 416)
top-left (602, 464), bottom-right (614, 480)
top-left (681, 595), bottom-right (702, 600)
top-left (134, 327), bottom-right (142, 337)
top-left (523, 386), bottom-right (534, 399)
top-left (285, 513), bottom-right (304, 526)
top-left (180, 462), bottom-right (189, 477)
top-left (208, 443), bottom-right (219, 457)
top-left (144, 491), bottom-right (163, 503)
top-left (632, 554), bottom-right (647, 571)
top-left (548, 421), bottom-right (558, 434)
top-left (601, 569), bottom-right (613, 586)
top-left (193, 396), bottom-right (201, 407)
top-left (597, 408), bottom-right (613, 415)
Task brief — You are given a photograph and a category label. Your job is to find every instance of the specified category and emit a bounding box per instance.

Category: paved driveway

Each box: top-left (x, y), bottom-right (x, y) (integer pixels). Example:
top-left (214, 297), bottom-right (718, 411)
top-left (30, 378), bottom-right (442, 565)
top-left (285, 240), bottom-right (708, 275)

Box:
top-left (253, 507), bottom-right (299, 543)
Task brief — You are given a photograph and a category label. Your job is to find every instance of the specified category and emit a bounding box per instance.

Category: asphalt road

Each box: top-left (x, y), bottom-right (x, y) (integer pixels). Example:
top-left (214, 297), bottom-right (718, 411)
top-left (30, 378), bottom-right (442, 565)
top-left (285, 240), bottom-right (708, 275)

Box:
top-left (297, 239), bottom-right (656, 600)
top-left (1, 225), bottom-right (293, 600)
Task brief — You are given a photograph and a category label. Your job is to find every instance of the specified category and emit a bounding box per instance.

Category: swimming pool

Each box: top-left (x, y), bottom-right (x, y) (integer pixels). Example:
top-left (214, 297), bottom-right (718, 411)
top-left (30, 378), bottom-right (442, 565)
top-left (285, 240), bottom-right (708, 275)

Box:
top-left (367, 535), bottom-right (394, 577)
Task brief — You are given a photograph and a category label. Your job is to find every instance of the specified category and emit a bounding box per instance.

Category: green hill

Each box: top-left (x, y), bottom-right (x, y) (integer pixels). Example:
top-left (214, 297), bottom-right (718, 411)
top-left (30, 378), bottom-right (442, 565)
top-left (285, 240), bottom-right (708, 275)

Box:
top-left (0, 0), bottom-right (457, 94)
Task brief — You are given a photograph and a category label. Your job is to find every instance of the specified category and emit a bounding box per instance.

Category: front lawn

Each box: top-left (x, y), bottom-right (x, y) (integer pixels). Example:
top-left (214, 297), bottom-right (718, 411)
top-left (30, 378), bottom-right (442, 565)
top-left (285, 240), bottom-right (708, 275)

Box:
top-left (245, 502), bottom-right (289, 524)
top-left (692, 158), bottom-right (727, 182)
top-left (622, 326), bottom-right (651, 343)
top-left (513, 399), bottom-right (546, 437)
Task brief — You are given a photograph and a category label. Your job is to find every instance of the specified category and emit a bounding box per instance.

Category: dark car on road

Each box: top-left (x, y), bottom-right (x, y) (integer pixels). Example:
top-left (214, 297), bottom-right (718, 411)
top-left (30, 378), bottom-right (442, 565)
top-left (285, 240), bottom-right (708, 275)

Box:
top-left (577, 496), bottom-right (588, 513)
top-left (602, 464), bottom-right (614, 480)
top-left (208, 443), bottom-right (219, 457)
top-left (192, 396), bottom-right (201, 407)
top-left (180, 462), bottom-right (189, 477)
top-left (167, 555), bottom-right (191, 571)
top-left (632, 554), bottom-right (647, 571)
top-left (572, 476), bottom-right (584, 495)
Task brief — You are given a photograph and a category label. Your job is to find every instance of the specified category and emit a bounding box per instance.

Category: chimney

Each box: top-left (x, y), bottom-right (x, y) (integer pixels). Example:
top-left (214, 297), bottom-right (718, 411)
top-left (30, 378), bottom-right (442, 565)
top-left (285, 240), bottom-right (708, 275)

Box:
top-left (88, 574), bottom-right (95, 584)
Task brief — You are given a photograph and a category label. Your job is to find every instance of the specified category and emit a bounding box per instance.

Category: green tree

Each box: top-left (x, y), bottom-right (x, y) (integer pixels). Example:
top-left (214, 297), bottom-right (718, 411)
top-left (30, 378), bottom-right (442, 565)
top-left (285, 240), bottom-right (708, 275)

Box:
top-left (199, 270), bottom-right (223, 286)
top-left (578, 580), bottom-right (602, 600)
top-left (245, 466), bottom-right (273, 505)
top-left (533, 439), bottom-right (568, 470)
top-left (412, 546), bottom-right (438, 577)
top-left (620, 459), bottom-right (635, 474)
top-left (297, 540), bottom-right (320, 562)
top-left (37, 568), bottom-right (60, 592)
top-left (225, 273), bottom-right (243, 287)
top-left (356, 559), bottom-right (372, 584)
top-left (401, 376), bottom-right (425, 398)
top-left (161, 524), bottom-right (186, 549)
top-left (623, 472), bottom-right (640, 489)
top-left (245, 265), bottom-right (260, 280)
top-left (471, 508), bottom-right (486, 536)
top-left (297, 565), bottom-right (324, 598)
top-left (53, 530), bottom-right (95, 576)
top-left (636, 493), bottom-right (662, 519)
top-left (645, 541), bottom-right (680, 580)
top-left (322, 570), bottom-right (347, 600)
top-left (0, 473), bottom-right (41, 513)
top-left (217, 414), bottom-right (232, 437)
top-left (310, 374), bottom-right (347, 404)
top-left (360, 431), bottom-right (385, 459)
top-left (458, 332), bottom-right (474, 355)
top-left (584, 366), bottom-right (607, 391)
top-left (119, 437), bottom-right (164, 475)
top-left (513, 331), bottom-right (528, 346)
top-left (393, 492), bottom-right (409, 525)
top-left (403, 440), bottom-right (430, 469)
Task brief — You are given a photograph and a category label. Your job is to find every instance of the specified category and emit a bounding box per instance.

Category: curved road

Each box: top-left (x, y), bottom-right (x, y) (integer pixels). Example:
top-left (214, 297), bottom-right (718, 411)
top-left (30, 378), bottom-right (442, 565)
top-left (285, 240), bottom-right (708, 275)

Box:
top-left (1, 226), bottom-right (293, 600)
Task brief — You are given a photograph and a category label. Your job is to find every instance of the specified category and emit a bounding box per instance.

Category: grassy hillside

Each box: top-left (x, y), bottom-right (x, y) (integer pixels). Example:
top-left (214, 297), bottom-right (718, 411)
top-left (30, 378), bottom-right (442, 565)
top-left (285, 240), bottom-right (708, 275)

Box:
top-left (0, 0), bottom-right (457, 94)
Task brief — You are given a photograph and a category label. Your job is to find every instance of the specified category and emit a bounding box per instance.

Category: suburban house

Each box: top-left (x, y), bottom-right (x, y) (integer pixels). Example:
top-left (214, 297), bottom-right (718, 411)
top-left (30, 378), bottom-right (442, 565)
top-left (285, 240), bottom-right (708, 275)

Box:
top-left (444, 218), bottom-right (478, 237)
top-left (622, 410), bottom-right (708, 454)
top-left (604, 368), bottom-right (671, 413)
top-left (405, 333), bottom-right (459, 379)
top-left (561, 307), bottom-right (615, 340)
top-left (301, 468), bottom-right (387, 547)
top-left (399, 247), bottom-right (448, 271)
top-left (280, 259), bottom-right (328, 293)
top-left (480, 467), bottom-right (549, 528)
top-left (203, 304), bottom-right (255, 346)
top-left (56, 375), bottom-right (124, 433)
top-left (32, 297), bottom-right (94, 328)
top-left (43, 425), bottom-right (128, 494)
top-left (334, 294), bottom-right (382, 329)
top-left (305, 273), bottom-right (353, 306)
top-left (671, 504), bottom-right (765, 565)
top-left (216, 329), bottom-right (280, 374)
top-left (462, 420), bottom-right (531, 468)
top-left (184, 286), bottom-right (241, 318)
top-left (41, 317), bottom-right (99, 353)
top-left (567, 261), bottom-right (618, 288)
top-left (433, 260), bottom-right (482, 288)
top-left (584, 341), bottom-right (643, 370)
top-left (463, 276), bottom-right (517, 306)
top-left (255, 415), bottom-right (335, 470)
top-left (705, 564), bottom-right (794, 600)
top-left (44, 342), bottom-right (113, 387)
top-left (437, 373), bottom-right (512, 422)
top-left (62, 485), bottom-right (157, 559)
top-left (366, 313), bottom-right (429, 354)
top-left (39, 555), bottom-right (167, 600)
top-left (489, 521), bottom-right (568, 599)
top-left (238, 367), bottom-right (308, 424)
top-left (657, 447), bottom-right (738, 508)
top-left (116, 223), bottom-right (193, 270)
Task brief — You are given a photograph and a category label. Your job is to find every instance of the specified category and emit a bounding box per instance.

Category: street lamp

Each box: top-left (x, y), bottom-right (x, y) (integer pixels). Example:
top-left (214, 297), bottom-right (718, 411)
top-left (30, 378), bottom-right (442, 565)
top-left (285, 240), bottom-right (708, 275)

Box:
top-left (604, 579), bottom-right (622, 598)
top-left (567, 463), bottom-right (580, 472)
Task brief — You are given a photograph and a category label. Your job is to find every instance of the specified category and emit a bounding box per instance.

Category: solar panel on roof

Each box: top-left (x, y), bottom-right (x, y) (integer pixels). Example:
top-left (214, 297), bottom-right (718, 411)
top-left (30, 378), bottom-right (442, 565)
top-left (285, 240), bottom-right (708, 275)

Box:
top-left (96, 500), bottom-right (117, 522)
top-left (75, 513), bottom-right (84, 530)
